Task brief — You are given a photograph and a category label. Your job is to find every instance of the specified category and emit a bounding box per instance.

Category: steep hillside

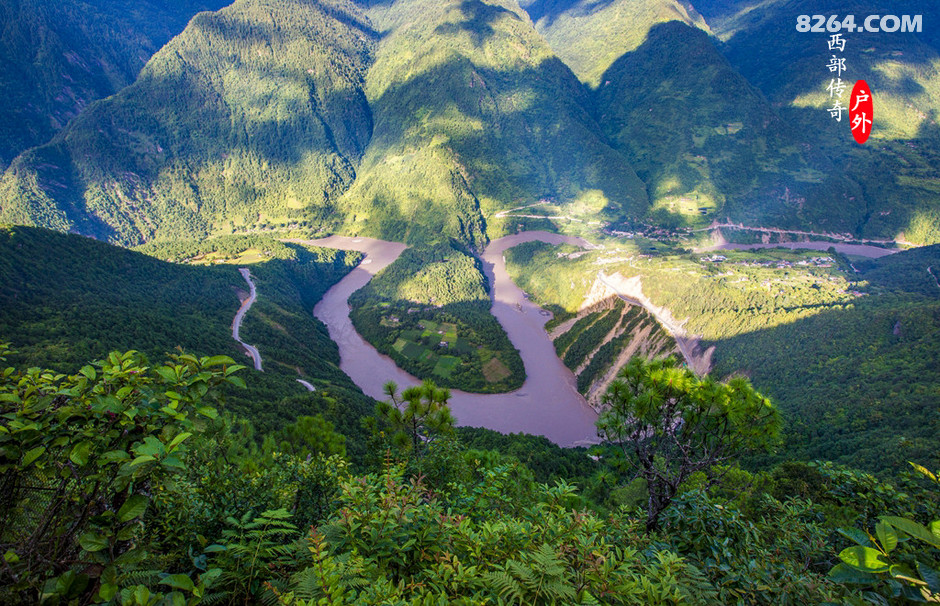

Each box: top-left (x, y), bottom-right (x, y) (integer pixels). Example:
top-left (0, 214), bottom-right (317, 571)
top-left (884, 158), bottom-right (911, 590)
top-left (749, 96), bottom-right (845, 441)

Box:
top-left (0, 0), bottom-right (229, 169)
top-left (549, 297), bottom-right (680, 403)
top-left (518, 0), bottom-right (708, 86)
top-left (596, 21), bottom-right (857, 230)
top-left (342, 0), bottom-right (648, 246)
top-left (704, 0), bottom-right (940, 244)
top-left (502, 237), bottom-right (940, 473)
top-left (0, 226), bottom-right (375, 455)
top-left (0, 0), bottom-right (375, 245)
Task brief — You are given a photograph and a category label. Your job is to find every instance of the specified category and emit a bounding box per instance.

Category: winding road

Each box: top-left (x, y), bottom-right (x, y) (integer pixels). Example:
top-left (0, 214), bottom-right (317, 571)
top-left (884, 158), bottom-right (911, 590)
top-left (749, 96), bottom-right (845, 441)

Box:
top-left (232, 268), bottom-right (263, 371)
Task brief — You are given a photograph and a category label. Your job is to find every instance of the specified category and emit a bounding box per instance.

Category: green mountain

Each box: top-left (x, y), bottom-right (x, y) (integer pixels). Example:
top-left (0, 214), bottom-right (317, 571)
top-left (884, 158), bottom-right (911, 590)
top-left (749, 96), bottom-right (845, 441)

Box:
top-left (518, 0), bottom-right (708, 87)
top-left (0, 225), bottom-right (375, 456)
top-left (0, 0), bottom-right (376, 245)
top-left (0, 0), bottom-right (229, 169)
top-left (340, 0), bottom-right (648, 246)
top-left (713, 245), bottom-right (940, 472)
top-left (0, 0), bottom-right (650, 249)
top-left (595, 21), bottom-right (859, 230)
top-left (501, 236), bottom-right (940, 474)
top-left (700, 0), bottom-right (940, 244)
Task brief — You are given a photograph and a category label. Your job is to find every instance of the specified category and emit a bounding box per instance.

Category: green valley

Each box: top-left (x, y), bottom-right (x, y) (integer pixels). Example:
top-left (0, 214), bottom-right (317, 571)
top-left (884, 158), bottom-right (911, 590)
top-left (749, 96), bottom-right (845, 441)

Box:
top-left (349, 240), bottom-right (525, 392)
top-left (0, 0), bottom-right (939, 602)
top-left (0, 226), bottom-right (376, 458)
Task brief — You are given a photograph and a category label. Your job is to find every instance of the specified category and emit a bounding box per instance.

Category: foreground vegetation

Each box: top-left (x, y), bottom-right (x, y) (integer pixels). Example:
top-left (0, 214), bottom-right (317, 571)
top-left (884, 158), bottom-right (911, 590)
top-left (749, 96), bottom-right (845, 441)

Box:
top-left (0, 226), bottom-right (376, 460)
top-left (1, 346), bottom-right (937, 604)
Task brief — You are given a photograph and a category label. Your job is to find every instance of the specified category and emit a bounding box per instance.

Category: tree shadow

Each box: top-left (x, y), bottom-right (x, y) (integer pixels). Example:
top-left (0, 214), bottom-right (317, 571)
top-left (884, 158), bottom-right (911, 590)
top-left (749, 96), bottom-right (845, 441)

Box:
top-left (435, 1), bottom-right (520, 47)
top-left (518, 0), bottom-right (617, 27)
top-left (708, 244), bottom-right (940, 472)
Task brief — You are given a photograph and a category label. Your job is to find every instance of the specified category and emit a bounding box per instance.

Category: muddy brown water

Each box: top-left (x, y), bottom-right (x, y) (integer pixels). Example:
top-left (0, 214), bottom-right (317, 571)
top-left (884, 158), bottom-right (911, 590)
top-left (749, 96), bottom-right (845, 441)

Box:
top-left (300, 233), bottom-right (601, 447)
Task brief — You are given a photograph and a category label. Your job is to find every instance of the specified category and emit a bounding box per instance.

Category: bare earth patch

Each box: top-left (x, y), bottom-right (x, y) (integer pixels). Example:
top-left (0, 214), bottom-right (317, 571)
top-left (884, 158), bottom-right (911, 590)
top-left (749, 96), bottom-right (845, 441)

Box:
top-left (482, 358), bottom-right (511, 383)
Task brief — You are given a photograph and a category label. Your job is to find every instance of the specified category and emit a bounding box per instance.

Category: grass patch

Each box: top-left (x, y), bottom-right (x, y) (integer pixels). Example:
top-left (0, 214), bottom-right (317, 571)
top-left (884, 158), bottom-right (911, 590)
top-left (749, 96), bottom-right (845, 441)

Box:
top-left (482, 358), bottom-right (512, 383)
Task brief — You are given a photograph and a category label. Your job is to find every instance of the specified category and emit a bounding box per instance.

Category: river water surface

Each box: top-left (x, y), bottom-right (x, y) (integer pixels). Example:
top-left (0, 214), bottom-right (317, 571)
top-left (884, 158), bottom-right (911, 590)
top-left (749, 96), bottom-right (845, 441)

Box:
top-left (301, 233), bottom-right (601, 447)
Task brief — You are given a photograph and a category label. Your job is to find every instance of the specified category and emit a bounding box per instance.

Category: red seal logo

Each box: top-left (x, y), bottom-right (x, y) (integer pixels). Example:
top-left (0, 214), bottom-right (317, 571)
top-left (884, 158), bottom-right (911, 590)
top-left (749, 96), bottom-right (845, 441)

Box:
top-left (849, 80), bottom-right (873, 144)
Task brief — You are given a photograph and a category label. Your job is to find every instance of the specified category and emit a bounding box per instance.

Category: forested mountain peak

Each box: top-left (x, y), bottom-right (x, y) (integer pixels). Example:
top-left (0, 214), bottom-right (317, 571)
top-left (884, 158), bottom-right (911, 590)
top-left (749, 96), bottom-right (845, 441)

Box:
top-left (0, 0), bottom-right (231, 169)
top-left (0, 0), bottom-right (375, 245)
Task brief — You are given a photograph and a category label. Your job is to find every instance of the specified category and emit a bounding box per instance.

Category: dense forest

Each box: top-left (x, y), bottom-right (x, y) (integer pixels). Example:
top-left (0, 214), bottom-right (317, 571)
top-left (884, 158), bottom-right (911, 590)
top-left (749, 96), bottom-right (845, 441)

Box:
top-left (1, 346), bottom-right (938, 604)
top-left (0, 0), bottom-right (230, 168)
top-left (504, 238), bottom-right (940, 474)
top-left (0, 226), bottom-right (377, 459)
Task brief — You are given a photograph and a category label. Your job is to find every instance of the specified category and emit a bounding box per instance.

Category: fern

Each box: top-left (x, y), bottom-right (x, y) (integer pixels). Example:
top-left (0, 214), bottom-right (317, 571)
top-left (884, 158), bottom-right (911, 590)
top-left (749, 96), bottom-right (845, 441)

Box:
top-left (484, 543), bottom-right (576, 604)
top-left (216, 508), bottom-right (300, 603)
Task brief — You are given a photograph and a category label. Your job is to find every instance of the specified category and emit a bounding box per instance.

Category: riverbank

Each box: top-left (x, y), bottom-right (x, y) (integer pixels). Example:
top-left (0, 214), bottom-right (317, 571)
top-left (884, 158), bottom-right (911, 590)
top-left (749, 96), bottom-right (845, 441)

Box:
top-left (301, 234), bottom-right (601, 447)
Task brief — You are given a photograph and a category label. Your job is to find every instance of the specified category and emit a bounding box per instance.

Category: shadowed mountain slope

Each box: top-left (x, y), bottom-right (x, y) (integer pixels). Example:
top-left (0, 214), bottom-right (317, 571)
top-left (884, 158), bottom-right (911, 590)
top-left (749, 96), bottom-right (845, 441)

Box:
top-left (518, 0), bottom-right (708, 87)
top-left (0, 0), bottom-right (376, 245)
top-left (595, 21), bottom-right (860, 231)
top-left (0, 0), bottom-right (231, 169)
top-left (339, 0), bottom-right (648, 247)
top-left (701, 0), bottom-right (940, 244)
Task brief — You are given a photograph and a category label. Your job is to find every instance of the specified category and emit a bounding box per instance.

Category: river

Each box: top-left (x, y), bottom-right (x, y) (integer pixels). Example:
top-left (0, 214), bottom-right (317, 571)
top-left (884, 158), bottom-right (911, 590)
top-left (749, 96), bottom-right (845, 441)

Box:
top-left (294, 232), bottom-right (899, 446)
top-left (300, 233), bottom-right (601, 447)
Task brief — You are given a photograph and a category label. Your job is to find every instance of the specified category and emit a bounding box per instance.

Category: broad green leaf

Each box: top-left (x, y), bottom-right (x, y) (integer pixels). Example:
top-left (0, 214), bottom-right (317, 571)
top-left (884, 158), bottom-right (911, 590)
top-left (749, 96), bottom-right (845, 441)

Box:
top-left (117, 494), bottom-right (149, 522)
top-left (837, 527), bottom-right (872, 547)
top-left (132, 585), bottom-right (151, 604)
top-left (166, 432), bottom-right (192, 453)
top-left (203, 355), bottom-right (235, 368)
top-left (202, 544), bottom-right (226, 553)
top-left (55, 570), bottom-right (87, 597)
top-left (200, 568), bottom-right (222, 586)
top-left (79, 532), bottom-right (109, 553)
top-left (79, 366), bottom-right (96, 380)
top-left (161, 456), bottom-right (186, 471)
top-left (130, 455), bottom-right (156, 467)
top-left (876, 521), bottom-right (899, 553)
top-left (98, 583), bottom-right (118, 601)
top-left (165, 391), bottom-right (183, 401)
top-left (196, 406), bottom-right (218, 419)
top-left (22, 446), bottom-right (45, 467)
top-left (69, 440), bottom-right (93, 466)
top-left (882, 516), bottom-right (940, 548)
top-left (225, 375), bottom-right (247, 389)
top-left (225, 365), bottom-right (246, 376)
top-left (829, 562), bottom-right (878, 584)
top-left (919, 563), bottom-right (940, 594)
top-left (159, 574), bottom-right (195, 592)
top-left (100, 450), bottom-right (130, 463)
top-left (155, 366), bottom-right (177, 382)
top-left (839, 546), bottom-right (890, 573)
top-left (4, 550), bottom-right (19, 564)
top-left (134, 436), bottom-right (164, 457)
